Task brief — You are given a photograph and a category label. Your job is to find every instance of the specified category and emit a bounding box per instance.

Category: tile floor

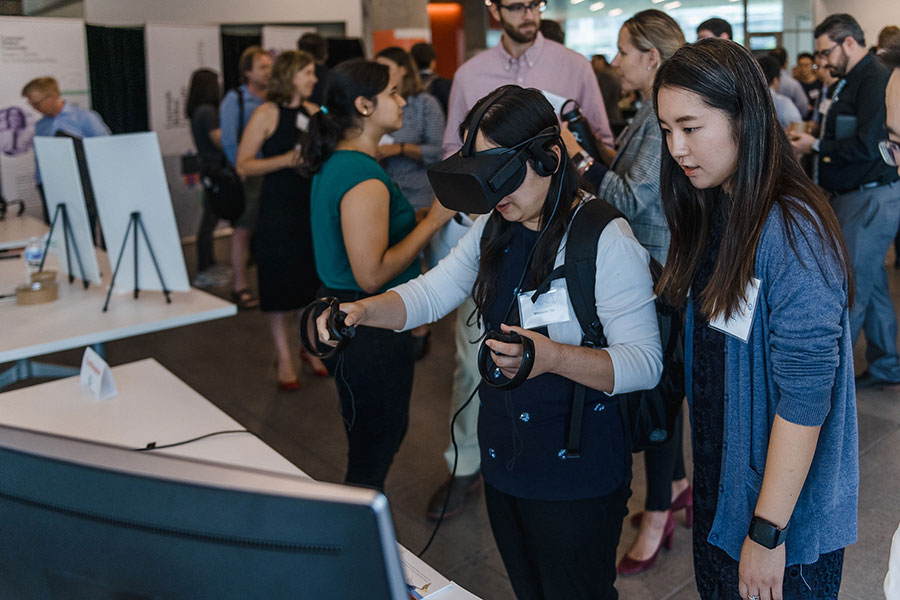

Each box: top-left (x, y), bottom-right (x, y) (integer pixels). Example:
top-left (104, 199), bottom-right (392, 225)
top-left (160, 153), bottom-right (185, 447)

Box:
top-left (9, 238), bottom-right (899, 599)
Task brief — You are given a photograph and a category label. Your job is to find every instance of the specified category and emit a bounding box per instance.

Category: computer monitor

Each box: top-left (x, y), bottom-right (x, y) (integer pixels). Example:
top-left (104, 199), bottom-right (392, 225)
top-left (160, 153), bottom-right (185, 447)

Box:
top-left (0, 424), bottom-right (410, 599)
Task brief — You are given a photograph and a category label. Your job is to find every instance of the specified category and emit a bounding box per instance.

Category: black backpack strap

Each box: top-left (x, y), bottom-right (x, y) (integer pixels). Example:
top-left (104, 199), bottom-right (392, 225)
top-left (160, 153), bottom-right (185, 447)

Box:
top-left (562, 198), bottom-right (625, 459)
top-left (237, 88), bottom-right (246, 140)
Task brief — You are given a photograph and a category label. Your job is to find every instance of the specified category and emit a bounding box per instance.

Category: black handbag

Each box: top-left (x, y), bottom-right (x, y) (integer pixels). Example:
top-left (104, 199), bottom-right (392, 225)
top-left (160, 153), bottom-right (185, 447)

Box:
top-left (202, 91), bottom-right (246, 220)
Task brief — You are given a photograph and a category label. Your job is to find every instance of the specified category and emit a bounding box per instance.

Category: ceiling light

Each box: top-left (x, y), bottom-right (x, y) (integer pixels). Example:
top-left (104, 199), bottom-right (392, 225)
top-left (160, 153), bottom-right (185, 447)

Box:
top-left (608, 7), bottom-right (623, 15)
top-left (589, 1), bottom-right (605, 10)
top-left (571, 0), bottom-right (585, 4)
top-left (664, 1), bottom-right (681, 8)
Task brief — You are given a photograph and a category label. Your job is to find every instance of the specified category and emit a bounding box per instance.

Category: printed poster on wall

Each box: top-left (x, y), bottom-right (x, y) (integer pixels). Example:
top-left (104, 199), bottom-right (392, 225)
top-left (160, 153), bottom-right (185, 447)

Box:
top-left (0, 17), bottom-right (90, 219)
top-left (145, 23), bottom-right (221, 238)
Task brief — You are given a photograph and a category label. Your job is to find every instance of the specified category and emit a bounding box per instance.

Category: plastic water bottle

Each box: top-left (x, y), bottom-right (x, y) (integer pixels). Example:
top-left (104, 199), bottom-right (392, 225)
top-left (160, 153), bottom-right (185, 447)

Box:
top-left (24, 236), bottom-right (43, 280)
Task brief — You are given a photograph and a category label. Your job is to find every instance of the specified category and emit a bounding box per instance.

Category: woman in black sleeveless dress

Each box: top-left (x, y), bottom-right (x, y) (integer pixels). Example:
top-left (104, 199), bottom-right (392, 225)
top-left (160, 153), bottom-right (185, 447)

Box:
top-left (236, 50), bottom-right (325, 389)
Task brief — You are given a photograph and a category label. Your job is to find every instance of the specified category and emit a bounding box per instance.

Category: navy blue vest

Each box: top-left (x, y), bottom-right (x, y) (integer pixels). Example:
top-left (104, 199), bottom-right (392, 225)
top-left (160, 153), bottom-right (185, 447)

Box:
top-left (477, 222), bottom-right (626, 500)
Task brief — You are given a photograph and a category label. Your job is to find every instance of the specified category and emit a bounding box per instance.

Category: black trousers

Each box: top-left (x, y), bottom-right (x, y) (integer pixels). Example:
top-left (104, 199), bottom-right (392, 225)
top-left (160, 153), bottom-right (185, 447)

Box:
top-left (484, 482), bottom-right (628, 600)
top-left (643, 407), bottom-right (687, 511)
top-left (323, 287), bottom-right (415, 492)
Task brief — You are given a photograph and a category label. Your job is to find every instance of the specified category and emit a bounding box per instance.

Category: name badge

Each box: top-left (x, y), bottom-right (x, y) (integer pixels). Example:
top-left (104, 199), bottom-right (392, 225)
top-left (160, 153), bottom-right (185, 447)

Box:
top-left (818, 98), bottom-right (832, 116)
top-left (708, 278), bottom-right (761, 343)
top-left (296, 112), bottom-right (310, 131)
top-left (518, 282), bottom-right (573, 330)
top-left (80, 347), bottom-right (118, 401)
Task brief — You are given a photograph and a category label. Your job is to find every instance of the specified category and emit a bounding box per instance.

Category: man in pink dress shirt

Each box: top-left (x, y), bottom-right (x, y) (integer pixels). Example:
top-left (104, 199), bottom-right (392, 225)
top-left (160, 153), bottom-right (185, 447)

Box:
top-left (426, 0), bottom-right (614, 521)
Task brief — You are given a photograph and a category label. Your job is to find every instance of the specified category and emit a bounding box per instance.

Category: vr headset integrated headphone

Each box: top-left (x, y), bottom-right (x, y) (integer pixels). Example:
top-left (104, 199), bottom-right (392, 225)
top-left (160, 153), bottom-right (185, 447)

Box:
top-left (426, 87), bottom-right (562, 215)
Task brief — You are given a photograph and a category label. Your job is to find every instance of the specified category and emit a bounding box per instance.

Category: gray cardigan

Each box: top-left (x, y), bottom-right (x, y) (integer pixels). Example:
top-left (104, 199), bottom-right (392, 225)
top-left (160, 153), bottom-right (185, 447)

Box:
top-left (685, 203), bottom-right (859, 566)
top-left (598, 100), bottom-right (670, 264)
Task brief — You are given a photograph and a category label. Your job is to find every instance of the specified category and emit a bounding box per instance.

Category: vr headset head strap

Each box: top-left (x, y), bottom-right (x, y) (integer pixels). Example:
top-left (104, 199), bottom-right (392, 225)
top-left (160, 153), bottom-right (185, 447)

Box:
top-left (460, 86), bottom-right (511, 158)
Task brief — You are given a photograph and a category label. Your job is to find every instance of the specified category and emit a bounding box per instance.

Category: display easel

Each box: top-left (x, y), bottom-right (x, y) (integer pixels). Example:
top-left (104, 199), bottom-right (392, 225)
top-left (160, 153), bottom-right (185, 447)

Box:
top-left (40, 203), bottom-right (88, 288)
top-left (102, 211), bottom-right (171, 312)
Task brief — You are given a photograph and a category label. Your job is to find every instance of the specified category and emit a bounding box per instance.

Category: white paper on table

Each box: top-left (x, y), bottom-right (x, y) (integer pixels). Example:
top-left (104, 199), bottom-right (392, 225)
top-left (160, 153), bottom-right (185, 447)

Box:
top-left (399, 545), bottom-right (452, 598)
top-left (80, 347), bottom-right (117, 400)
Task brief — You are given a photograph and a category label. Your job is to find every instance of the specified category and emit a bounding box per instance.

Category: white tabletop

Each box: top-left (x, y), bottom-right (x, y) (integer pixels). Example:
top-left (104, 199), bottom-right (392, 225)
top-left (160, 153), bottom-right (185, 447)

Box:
top-left (0, 250), bottom-right (235, 363)
top-left (0, 359), bottom-right (480, 599)
top-left (0, 214), bottom-right (48, 251)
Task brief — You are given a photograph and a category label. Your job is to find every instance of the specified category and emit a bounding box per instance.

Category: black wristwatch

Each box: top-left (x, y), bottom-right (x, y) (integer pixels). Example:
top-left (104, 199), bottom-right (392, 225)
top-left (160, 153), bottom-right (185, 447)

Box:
top-left (748, 516), bottom-right (789, 549)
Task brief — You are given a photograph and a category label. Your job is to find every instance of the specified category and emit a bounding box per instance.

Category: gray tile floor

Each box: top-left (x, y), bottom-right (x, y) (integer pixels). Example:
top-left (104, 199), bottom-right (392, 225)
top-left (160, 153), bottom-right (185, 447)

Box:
top-left (11, 238), bottom-right (899, 599)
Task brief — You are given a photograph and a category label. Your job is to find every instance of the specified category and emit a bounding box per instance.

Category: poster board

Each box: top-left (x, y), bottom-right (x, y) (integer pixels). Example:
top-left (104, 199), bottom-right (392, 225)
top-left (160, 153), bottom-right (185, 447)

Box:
top-left (32, 136), bottom-right (102, 285)
top-left (0, 17), bottom-right (91, 219)
top-left (83, 132), bottom-right (190, 294)
top-left (144, 23), bottom-right (221, 238)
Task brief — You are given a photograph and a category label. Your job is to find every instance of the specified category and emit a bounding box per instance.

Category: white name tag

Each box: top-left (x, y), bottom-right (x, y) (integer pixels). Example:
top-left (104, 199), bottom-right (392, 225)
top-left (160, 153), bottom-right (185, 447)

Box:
top-left (708, 278), bottom-right (761, 343)
top-left (518, 283), bottom-right (573, 330)
top-left (296, 112), bottom-right (310, 131)
top-left (818, 98), bottom-right (832, 116)
top-left (379, 133), bottom-right (395, 145)
top-left (80, 347), bottom-right (117, 401)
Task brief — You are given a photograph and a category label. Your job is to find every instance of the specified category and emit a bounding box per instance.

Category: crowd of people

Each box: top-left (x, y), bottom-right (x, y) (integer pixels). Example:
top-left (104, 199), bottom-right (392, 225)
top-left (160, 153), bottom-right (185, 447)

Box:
top-left (21, 5), bottom-right (900, 598)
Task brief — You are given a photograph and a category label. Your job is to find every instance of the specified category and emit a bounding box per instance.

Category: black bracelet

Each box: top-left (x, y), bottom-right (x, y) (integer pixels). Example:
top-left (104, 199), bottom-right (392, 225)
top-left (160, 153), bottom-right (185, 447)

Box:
top-left (400, 142), bottom-right (405, 157)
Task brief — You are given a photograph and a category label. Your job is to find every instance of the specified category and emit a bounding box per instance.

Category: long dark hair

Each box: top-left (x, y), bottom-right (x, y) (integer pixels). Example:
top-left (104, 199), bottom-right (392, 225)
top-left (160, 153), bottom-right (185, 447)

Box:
top-left (186, 69), bottom-right (220, 119)
top-left (653, 38), bottom-right (853, 319)
top-left (301, 59), bottom-right (389, 173)
top-left (467, 85), bottom-right (581, 328)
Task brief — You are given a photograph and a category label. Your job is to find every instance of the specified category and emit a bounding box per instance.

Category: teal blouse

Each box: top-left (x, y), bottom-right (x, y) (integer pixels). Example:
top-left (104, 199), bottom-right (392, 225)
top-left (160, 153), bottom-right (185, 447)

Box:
top-left (310, 150), bottom-right (420, 293)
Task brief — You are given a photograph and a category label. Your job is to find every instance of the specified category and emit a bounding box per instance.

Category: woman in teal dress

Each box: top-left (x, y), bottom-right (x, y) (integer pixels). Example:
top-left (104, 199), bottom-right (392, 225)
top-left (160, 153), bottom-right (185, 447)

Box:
top-left (302, 59), bottom-right (453, 491)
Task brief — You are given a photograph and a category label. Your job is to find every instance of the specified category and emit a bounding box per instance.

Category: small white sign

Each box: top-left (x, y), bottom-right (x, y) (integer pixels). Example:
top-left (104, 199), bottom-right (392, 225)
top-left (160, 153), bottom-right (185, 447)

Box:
top-left (518, 283), bottom-right (574, 330)
top-left (80, 347), bottom-right (117, 400)
top-left (709, 277), bottom-right (761, 343)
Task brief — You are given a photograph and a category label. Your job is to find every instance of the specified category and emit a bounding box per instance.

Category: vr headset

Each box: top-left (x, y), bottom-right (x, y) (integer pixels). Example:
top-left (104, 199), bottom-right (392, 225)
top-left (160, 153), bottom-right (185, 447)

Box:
top-left (426, 87), bottom-right (562, 214)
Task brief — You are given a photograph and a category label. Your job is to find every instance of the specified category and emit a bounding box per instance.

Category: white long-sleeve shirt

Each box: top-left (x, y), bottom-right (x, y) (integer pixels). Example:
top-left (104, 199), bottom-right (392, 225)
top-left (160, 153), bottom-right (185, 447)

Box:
top-left (390, 203), bottom-right (663, 395)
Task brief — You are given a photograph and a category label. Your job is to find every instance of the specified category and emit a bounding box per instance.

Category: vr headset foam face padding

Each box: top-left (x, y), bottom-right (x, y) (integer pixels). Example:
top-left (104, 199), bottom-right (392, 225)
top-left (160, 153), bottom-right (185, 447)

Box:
top-left (426, 87), bottom-right (561, 214)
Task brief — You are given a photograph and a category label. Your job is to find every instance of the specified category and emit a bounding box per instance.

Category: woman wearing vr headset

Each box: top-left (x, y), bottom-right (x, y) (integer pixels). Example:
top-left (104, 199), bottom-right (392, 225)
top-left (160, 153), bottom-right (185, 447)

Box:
top-left (317, 85), bottom-right (662, 598)
top-left (302, 59), bottom-right (454, 492)
top-left (655, 40), bottom-right (856, 599)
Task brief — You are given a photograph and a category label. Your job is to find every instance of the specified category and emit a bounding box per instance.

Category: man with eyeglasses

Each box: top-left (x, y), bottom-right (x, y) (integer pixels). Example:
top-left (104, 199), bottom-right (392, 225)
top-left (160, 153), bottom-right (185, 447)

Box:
top-left (21, 76), bottom-right (110, 223)
top-left (792, 14), bottom-right (900, 389)
top-left (427, 0), bottom-right (613, 522)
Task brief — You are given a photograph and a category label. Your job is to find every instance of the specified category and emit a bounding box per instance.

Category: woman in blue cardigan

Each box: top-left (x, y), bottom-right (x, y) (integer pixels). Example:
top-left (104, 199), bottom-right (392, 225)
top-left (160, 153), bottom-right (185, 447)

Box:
top-left (654, 39), bottom-right (858, 599)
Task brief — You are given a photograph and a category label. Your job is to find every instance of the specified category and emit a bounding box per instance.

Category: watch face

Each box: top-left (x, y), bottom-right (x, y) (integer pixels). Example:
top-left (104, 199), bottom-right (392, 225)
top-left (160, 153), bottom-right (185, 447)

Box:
top-left (749, 516), bottom-right (785, 549)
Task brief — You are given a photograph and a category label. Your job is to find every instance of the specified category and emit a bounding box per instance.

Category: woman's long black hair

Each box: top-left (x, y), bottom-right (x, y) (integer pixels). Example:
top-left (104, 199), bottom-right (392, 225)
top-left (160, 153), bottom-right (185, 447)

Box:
top-left (466, 85), bottom-right (581, 328)
top-left (301, 59), bottom-right (390, 173)
top-left (185, 69), bottom-right (220, 120)
top-left (653, 38), bottom-right (853, 319)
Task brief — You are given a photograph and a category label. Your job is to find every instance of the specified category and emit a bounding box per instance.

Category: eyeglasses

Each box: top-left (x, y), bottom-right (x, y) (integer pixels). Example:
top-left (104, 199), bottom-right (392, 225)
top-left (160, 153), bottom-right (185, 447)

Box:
top-left (815, 42), bottom-right (840, 59)
top-left (27, 96), bottom-right (48, 110)
top-left (879, 139), bottom-right (900, 167)
top-left (496, 0), bottom-right (547, 15)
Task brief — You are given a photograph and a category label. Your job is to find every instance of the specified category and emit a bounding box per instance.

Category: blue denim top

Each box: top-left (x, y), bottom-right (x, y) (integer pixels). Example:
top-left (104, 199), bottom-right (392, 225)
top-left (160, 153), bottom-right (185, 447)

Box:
top-left (685, 203), bottom-right (858, 566)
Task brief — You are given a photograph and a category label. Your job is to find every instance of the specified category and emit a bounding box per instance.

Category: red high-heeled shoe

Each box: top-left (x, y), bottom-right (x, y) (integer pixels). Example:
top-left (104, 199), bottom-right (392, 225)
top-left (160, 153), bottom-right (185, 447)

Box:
top-left (274, 359), bottom-right (300, 391)
top-left (300, 348), bottom-right (329, 378)
top-left (629, 484), bottom-right (693, 529)
top-left (616, 512), bottom-right (676, 576)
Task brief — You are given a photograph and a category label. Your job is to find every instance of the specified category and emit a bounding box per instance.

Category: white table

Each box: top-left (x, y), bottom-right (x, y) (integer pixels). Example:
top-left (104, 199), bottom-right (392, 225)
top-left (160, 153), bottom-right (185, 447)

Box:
top-left (0, 249), bottom-right (235, 388)
top-left (0, 214), bottom-right (48, 251)
top-left (0, 359), bottom-right (480, 600)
